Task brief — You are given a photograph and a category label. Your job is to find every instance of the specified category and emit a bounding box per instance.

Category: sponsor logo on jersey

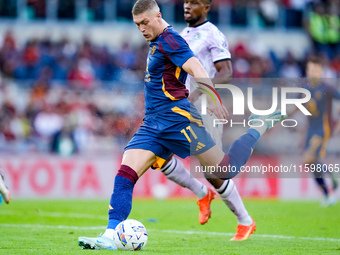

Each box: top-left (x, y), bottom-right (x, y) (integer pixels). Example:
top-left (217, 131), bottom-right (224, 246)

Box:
top-left (315, 91), bottom-right (322, 100)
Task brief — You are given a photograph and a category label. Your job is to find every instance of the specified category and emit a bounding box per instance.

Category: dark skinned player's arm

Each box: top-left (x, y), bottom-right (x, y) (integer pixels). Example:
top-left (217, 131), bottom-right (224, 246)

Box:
top-left (212, 59), bottom-right (233, 85)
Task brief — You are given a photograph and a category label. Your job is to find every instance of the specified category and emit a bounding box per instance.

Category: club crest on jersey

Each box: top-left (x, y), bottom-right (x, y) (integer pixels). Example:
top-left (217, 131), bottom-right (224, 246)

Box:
top-left (151, 46), bottom-right (156, 55)
top-left (194, 33), bottom-right (201, 40)
top-left (314, 91), bottom-right (322, 100)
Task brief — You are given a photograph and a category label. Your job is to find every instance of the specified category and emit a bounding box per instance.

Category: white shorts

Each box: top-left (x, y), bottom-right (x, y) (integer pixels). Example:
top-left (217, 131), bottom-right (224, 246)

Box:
top-left (195, 101), bottom-right (223, 149)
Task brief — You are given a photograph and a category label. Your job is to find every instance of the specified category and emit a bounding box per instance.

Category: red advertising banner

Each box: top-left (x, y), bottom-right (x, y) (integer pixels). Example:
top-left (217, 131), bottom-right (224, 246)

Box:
top-left (0, 154), bottom-right (338, 199)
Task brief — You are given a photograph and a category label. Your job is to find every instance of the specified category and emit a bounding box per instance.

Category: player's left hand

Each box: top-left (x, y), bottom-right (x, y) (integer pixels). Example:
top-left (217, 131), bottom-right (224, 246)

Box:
top-left (188, 89), bottom-right (203, 104)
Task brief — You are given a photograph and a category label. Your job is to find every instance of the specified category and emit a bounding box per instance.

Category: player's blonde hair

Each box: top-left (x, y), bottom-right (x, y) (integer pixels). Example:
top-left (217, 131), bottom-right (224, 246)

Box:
top-left (132, 0), bottom-right (160, 15)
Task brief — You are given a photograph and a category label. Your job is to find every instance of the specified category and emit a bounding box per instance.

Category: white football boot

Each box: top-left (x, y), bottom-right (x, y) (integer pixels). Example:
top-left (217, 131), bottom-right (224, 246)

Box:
top-left (78, 235), bottom-right (117, 250)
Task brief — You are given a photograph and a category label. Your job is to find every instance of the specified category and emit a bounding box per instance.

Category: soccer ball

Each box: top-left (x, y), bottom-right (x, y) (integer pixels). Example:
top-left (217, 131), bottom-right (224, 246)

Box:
top-left (114, 219), bottom-right (148, 251)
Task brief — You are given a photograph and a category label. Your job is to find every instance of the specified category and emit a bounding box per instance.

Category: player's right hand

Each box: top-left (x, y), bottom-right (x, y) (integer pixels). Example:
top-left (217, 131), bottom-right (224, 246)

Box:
top-left (207, 97), bottom-right (228, 119)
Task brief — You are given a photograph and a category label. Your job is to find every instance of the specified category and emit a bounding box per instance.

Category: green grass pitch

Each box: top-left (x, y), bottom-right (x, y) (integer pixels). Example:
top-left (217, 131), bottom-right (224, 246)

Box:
top-left (0, 199), bottom-right (339, 254)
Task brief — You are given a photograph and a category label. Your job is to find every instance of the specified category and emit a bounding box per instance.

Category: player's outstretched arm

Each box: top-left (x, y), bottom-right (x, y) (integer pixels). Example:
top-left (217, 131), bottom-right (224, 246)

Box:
top-left (189, 60), bottom-right (233, 104)
top-left (182, 57), bottom-right (228, 119)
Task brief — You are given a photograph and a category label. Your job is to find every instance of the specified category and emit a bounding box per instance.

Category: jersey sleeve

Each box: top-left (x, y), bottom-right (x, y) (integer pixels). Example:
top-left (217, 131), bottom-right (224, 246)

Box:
top-left (159, 30), bottom-right (195, 68)
top-left (208, 29), bottom-right (231, 63)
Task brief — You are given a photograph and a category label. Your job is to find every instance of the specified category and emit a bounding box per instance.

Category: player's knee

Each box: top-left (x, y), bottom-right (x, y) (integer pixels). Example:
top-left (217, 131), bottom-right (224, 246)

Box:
top-left (212, 154), bottom-right (238, 180)
top-left (217, 169), bottom-right (238, 180)
top-left (303, 152), bottom-right (316, 165)
top-left (204, 172), bottom-right (225, 188)
top-left (204, 170), bottom-right (216, 180)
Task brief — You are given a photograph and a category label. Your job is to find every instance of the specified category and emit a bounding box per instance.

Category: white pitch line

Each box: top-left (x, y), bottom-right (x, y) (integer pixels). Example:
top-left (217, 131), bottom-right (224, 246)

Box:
top-left (1, 223), bottom-right (339, 242)
top-left (0, 210), bottom-right (108, 220)
top-left (159, 230), bottom-right (340, 242)
top-left (0, 223), bottom-right (105, 230)
top-left (38, 212), bottom-right (108, 220)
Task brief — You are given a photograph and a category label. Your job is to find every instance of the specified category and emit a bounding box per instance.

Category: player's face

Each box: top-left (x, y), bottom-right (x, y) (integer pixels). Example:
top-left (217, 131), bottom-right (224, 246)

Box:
top-left (133, 11), bottom-right (162, 41)
top-left (306, 62), bottom-right (323, 79)
top-left (306, 62), bottom-right (323, 87)
top-left (184, 0), bottom-right (210, 26)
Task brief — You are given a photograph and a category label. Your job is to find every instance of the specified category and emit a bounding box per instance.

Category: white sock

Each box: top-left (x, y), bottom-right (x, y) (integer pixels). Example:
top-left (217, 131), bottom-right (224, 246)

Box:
top-left (196, 185), bottom-right (208, 199)
top-left (103, 229), bottom-right (115, 240)
top-left (217, 180), bottom-right (252, 226)
top-left (237, 215), bottom-right (253, 226)
top-left (161, 157), bottom-right (207, 198)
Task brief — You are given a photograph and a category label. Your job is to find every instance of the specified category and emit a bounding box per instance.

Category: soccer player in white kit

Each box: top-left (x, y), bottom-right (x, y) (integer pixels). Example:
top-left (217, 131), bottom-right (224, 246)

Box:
top-left (158, 0), bottom-right (256, 241)
top-left (0, 169), bottom-right (11, 204)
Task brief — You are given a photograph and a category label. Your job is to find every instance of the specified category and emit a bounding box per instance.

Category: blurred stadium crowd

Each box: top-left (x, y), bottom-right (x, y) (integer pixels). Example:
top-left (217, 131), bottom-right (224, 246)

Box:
top-left (0, 0), bottom-right (337, 30)
top-left (0, 0), bottom-right (339, 156)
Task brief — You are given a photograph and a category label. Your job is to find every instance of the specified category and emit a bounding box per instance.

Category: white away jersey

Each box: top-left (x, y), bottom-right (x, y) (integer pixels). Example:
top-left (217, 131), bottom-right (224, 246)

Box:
top-left (181, 21), bottom-right (229, 148)
top-left (180, 21), bottom-right (231, 90)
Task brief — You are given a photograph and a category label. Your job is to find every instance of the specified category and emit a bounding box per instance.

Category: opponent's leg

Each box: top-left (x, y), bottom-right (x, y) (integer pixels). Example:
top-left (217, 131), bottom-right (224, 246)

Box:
top-left (160, 155), bottom-right (207, 198)
top-left (203, 176), bottom-right (250, 223)
top-left (313, 172), bottom-right (329, 197)
top-left (0, 169), bottom-right (11, 204)
top-left (312, 169), bottom-right (337, 207)
top-left (321, 162), bottom-right (338, 192)
top-left (190, 110), bottom-right (284, 241)
top-left (204, 173), bottom-right (255, 240)
top-left (160, 155), bottom-right (216, 224)
top-left (200, 110), bottom-right (255, 233)
top-left (217, 179), bottom-right (255, 240)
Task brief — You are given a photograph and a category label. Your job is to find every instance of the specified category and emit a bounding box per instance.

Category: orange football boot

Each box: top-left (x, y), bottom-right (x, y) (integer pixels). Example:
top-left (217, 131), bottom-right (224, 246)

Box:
top-left (230, 217), bottom-right (256, 241)
top-left (197, 187), bottom-right (216, 225)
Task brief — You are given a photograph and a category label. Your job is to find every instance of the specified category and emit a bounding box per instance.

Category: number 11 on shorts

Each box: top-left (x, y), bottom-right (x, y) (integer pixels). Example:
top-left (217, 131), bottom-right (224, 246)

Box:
top-left (181, 126), bottom-right (198, 143)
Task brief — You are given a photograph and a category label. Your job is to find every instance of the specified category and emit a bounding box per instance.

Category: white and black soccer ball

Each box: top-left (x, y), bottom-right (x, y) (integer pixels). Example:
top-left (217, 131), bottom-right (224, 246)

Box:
top-left (114, 219), bottom-right (148, 251)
